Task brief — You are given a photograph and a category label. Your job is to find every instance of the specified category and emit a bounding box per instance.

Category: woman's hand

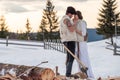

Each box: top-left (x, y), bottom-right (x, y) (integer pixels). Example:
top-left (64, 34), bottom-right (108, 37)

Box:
top-left (76, 29), bottom-right (82, 36)
top-left (68, 26), bottom-right (75, 32)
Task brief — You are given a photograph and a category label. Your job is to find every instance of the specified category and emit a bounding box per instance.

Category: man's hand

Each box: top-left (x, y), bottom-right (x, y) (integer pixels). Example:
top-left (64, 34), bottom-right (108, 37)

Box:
top-left (64, 19), bottom-right (72, 27)
top-left (64, 19), bottom-right (76, 32)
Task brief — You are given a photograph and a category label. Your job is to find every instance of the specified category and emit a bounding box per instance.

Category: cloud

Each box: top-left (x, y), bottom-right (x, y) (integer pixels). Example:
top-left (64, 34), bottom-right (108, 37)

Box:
top-left (70, 0), bottom-right (88, 2)
top-left (0, 0), bottom-right (89, 14)
top-left (61, 0), bottom-right (88, 2)
top-left (7, 5), bottom-right (28, 13)
top-left (0, 2), bottom-right (28, 13)
top-left (0, 0), bottom-right (38, 1)
top-left (0, 0), bottom-right (45, 13)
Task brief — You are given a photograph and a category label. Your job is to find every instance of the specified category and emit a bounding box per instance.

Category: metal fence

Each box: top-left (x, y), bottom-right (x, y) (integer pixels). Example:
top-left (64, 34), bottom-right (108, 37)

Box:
top-left (0, 37), bottom-right (67, 54)
top-left (113, 42), bottom-right (120, 55)
top-left (106, 37), bottom-right (120, 55)
top-left (44, 39), bottom-right (66, 53)
top-left (0, 38), bottom-right (43, 47)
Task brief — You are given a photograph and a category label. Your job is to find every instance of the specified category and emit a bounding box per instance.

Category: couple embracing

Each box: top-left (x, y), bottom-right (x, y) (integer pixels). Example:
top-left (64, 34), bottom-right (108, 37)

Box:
top-left (60, 6), bottom-right (94, 80)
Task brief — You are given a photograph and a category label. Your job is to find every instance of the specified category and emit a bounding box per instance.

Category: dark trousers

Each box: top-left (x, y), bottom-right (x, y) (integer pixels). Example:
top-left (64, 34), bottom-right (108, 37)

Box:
top-left (63, 41), bottom-right (75, 77)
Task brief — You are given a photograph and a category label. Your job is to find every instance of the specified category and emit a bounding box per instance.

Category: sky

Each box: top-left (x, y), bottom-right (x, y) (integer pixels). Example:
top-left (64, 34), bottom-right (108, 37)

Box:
top-left (0, 0), bottom-right (120, 32)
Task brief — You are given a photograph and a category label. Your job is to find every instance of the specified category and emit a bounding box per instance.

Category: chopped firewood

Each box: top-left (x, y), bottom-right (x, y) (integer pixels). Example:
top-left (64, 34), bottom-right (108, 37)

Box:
top-left (71, 72), bottom-right (87, 79)
top-left (28, 68), bottom-right (55, 80)
top-left (0, 73), bottom-right (22, 80)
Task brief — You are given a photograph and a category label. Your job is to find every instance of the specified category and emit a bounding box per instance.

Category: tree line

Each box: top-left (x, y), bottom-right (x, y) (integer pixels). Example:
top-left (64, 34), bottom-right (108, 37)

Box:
top-left (0, 0), bottom-right (60, 41)
top-left (0, 0), bottom-right (120, 44)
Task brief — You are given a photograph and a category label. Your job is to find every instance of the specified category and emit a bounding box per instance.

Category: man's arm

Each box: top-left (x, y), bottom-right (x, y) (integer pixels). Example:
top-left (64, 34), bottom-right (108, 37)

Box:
top-left (64, 19), bottom-right (76, 32)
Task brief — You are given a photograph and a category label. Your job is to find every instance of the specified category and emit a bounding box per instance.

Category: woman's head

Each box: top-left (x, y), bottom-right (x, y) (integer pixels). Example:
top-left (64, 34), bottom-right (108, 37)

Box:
top-left (75, 10), bottom-right (83, 20)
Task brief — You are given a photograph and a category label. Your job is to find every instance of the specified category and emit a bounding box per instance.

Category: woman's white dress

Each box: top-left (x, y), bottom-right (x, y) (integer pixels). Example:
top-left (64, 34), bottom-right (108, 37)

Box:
top-left (76, 20), bottom-right (94, 78)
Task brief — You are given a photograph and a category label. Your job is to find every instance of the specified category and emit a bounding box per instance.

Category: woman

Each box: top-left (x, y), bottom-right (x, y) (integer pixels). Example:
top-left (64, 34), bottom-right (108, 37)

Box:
top-left (74, 10), bottom-right (94, 79)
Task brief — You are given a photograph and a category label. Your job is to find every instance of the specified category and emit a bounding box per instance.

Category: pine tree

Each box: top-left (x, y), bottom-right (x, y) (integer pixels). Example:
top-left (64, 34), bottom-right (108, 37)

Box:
top-left (37, 18), bottom-right (47, 41)
top-left (96, 0), bottom-right (120, 44)
top-left (37, 0), bottom-right (59, 40)
top-left (0, 15), bottom-right (9, 38)
top-left (25, 18), bottom-right (32, 40)
top-left (17, 30), bottom-right (25, 40)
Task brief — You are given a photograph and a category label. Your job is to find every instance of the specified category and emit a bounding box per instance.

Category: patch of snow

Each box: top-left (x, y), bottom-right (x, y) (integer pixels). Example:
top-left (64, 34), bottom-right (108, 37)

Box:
top-left (0, 39), bottom-right (120, 78)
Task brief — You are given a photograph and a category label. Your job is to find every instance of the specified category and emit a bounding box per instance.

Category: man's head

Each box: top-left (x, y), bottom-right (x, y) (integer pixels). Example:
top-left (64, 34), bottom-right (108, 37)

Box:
top-left (66, 6), bottom-right (76, 18)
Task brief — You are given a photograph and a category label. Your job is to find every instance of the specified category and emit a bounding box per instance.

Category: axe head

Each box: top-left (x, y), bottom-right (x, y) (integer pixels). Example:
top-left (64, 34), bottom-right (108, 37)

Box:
top-left (81, 67), bottom-right (88, 77)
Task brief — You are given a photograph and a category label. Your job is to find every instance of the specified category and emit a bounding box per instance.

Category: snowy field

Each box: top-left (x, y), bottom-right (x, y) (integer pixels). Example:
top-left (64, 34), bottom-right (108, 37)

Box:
top-left (0, 39), bottom-right (120, 79)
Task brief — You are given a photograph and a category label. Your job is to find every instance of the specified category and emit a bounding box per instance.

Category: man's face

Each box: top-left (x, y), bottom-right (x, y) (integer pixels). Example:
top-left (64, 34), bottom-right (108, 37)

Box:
top-left (68, 13), bottom-right (73, 18)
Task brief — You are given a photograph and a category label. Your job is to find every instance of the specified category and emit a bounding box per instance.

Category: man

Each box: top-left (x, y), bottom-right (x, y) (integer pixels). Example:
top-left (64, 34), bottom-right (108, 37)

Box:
top-left (60, 6), bottom-right (77, 77)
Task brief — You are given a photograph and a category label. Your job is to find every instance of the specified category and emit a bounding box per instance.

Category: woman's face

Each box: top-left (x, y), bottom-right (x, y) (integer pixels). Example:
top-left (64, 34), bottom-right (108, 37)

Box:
top-left (74, 15), bottom-right (79, 19)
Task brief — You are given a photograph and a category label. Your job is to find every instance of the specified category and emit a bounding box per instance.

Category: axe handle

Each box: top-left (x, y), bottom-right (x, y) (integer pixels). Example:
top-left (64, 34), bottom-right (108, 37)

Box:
top-left (18, 61), bottom-right (48, 77)
top-left (63, 44), bottom-right (86, 69)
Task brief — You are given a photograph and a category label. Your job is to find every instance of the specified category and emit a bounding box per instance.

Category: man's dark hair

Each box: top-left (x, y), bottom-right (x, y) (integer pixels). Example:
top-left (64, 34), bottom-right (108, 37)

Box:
top-left (66, 6), bottom-right (76, 15)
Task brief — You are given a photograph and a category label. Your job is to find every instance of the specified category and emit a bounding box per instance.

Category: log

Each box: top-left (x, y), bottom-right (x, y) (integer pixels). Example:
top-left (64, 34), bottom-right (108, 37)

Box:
top-left (98, 76), bottom-right (120, 80)
top-left (55, 72), bottom-right (87, 80)
top-left (0, 68), bottom-right (55, 80)
top-left (0, 73), bottom-right (22, 80)
top-left (0, 63), bottom-right (55, 80)
top-left (72, 72), bottom-right (88, 79)
top-left (28, 68), bottom-right (55, 80)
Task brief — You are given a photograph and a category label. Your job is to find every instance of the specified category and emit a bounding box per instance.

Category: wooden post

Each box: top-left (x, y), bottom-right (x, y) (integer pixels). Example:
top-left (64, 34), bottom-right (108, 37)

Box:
top-left (49, 39), bottom-right (50, 50)
top-left (114, 43), bottom-right (117, 55)
top-left (48, 39), bottom-right (50, 50)
top-left (6, 36), bottom-right (9, 46)
top-left (55, 66), bottom-right (60, 76)
top-left (61, 42), bottom-right (64, 53)
top-left (53, 39), bottom-right (55, 50)
top-left (46, 39), bottom-right (48, 49)
top-left (44, 39), bottom-right (45, 49)
top-left (56, 39), bottom-right (58, 50)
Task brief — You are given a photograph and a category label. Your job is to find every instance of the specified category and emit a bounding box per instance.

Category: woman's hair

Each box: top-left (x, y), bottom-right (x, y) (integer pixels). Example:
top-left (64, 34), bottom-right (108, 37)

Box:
top-left (76, 11), bottom-right (83, 19)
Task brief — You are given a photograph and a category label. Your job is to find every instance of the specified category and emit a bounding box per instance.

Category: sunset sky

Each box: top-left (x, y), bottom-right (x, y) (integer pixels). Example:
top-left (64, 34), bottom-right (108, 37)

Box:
top-left (0, 0), bottom-right (120, 32)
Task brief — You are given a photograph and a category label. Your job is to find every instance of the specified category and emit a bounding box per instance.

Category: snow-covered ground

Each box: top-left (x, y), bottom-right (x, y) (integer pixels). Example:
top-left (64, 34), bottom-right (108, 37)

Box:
top-left (0, 39), bottom-right (120, 79)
